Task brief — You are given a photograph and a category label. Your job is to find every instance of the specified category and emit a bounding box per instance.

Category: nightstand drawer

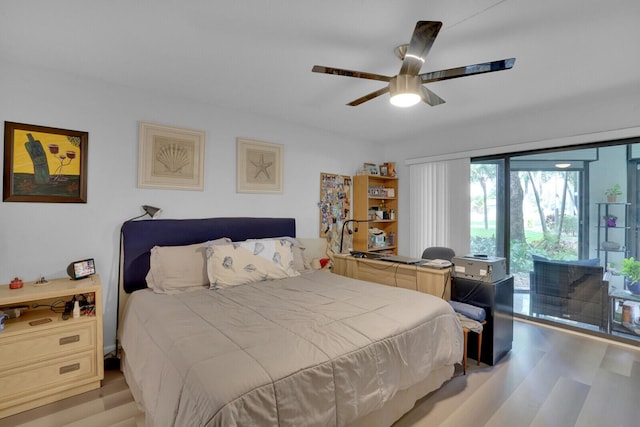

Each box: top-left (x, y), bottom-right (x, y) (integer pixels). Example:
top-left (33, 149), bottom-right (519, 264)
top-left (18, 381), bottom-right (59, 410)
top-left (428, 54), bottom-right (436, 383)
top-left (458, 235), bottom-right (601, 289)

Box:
top-left (0, 321), bottom-right (96, 369)
top-left (0, 350), bottom-right (97, 404)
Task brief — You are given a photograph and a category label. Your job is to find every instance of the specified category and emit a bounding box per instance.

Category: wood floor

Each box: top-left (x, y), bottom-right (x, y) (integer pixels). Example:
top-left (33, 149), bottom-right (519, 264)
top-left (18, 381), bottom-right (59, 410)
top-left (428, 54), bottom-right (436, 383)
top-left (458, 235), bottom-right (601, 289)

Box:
top-left (395, 319), bottom-right (640, 427)
top-left (0, 370), bottom-right (144, 427)
top-left (2, 319), bottom-right (639, 427)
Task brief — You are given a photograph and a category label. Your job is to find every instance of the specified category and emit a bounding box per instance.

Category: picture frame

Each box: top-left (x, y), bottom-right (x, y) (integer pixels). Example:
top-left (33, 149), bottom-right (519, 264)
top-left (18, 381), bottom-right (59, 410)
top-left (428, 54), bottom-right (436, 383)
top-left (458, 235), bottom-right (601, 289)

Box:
top-left (363, 162), bottom-right (379, 175)
top-left (138, 122), bottom-right (205, 191)
top-left (236, 138), bottom-right (283, 193)
top-left (385, 161), bottom-right (396, 177)
top-left (3, 121), bottom-right (88, 203)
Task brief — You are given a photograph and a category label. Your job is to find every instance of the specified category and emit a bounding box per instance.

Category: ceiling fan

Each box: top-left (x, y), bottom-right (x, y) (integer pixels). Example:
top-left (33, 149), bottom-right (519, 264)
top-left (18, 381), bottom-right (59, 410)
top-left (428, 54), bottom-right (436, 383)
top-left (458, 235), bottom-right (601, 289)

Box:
top-left (312, 21), bottom-right (515, 107)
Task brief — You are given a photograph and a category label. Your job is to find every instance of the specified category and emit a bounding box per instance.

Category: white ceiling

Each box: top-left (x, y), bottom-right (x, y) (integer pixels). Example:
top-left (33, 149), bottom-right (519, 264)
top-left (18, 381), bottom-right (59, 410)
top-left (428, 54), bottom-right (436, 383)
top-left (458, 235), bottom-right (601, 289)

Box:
top-left (2, 0), bottom-right (640, 151)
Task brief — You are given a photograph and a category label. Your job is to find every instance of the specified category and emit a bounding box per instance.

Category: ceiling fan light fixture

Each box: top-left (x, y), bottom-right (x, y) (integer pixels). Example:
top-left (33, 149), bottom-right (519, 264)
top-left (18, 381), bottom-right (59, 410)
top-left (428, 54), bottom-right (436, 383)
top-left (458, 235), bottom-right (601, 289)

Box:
top-left (389, 74), bottom-right (421, 107)
top-left (312, 21), bottom-right (515, 107)
top-left (390, 92), bottom-right (421, 107)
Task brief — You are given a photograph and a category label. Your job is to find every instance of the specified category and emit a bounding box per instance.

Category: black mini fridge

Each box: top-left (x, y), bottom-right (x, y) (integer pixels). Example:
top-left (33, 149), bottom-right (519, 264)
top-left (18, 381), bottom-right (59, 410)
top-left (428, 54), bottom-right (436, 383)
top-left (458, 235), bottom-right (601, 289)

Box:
top-left (452, 275), bottom-right (514, 366)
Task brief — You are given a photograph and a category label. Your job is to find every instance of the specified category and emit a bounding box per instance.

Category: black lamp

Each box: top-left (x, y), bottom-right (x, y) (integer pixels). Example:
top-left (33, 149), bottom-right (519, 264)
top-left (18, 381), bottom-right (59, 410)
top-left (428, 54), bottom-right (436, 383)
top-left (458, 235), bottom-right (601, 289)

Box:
top-left (106, 204), bottom-right (162, 371)
top-left (339, 219), bottom-right (371, 253)
top-left (127, 205), bottom-right (161, 222)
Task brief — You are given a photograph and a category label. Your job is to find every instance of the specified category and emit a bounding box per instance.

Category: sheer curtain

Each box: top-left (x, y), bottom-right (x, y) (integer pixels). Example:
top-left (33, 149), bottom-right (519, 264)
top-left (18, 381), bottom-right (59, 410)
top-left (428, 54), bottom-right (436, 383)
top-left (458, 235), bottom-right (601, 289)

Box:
top-left (409, 158), bottom-right (471, 258)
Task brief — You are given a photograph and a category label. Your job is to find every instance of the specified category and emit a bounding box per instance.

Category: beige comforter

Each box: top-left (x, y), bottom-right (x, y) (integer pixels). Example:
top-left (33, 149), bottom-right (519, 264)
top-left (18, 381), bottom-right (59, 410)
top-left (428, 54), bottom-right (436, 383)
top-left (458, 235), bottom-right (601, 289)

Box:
top-left (120, 270), bottom-right (463, 426)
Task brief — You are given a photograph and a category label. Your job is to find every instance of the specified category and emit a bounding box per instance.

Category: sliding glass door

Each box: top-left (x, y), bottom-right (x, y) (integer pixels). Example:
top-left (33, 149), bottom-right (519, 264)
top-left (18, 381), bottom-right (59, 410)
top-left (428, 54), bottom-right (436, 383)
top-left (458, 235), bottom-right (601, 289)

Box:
top-left (471, 143), bottom-right (640, 344)
top-left (470, 160), bottom-right (505, 258)
top-left (508, 167), bottom-right (584, 311)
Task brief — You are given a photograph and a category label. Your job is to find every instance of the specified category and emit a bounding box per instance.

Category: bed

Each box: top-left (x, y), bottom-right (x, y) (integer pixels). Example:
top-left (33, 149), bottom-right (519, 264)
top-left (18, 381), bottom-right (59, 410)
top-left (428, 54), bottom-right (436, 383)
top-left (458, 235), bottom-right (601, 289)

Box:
top-left (118, 217), bottom-right (463, 427)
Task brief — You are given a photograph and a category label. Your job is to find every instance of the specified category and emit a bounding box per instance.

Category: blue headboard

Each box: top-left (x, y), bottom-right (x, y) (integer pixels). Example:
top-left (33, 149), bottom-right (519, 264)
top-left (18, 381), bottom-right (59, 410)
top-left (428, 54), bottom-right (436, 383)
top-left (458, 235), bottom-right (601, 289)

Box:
top-left (121, 217), bottom-right (296, 293)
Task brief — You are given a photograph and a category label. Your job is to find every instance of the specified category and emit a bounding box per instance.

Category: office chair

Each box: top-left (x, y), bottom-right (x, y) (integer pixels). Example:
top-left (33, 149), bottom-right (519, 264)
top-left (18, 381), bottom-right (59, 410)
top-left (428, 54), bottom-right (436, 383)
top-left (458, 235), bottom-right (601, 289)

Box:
top-left (421, 246), bottom-right (456, 261)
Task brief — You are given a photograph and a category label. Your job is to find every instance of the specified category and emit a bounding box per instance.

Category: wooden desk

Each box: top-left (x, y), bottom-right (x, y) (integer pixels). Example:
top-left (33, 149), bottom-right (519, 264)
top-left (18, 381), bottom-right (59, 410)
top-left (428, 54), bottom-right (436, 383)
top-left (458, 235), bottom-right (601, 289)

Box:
top-left (332, 254), bottom-right (451, 299)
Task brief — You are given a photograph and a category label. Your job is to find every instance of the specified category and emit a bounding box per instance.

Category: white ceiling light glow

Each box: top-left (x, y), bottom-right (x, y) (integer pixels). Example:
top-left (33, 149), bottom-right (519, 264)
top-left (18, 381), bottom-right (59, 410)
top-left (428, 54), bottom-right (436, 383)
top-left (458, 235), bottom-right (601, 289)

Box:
top-left (389, 74), bottom-right (421, 107)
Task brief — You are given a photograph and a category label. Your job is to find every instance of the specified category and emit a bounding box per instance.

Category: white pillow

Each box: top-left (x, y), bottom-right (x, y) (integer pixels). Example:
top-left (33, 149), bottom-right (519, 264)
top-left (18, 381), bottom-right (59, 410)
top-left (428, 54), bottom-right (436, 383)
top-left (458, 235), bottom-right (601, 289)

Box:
top-left (207, 239), bottom-right (300, 288)
top-left (146, 238), bottom-right (230, 294)
top-left (297, 238), bottom-right (328, 266)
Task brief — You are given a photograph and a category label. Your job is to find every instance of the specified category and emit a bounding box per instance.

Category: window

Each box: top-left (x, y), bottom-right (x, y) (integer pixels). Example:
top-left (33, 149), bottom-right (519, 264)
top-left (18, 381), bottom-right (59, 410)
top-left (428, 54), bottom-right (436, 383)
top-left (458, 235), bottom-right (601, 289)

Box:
top-left (470, 160), bottom-right (505, 258)
top-left (472, 141), bottom-right (640, 344)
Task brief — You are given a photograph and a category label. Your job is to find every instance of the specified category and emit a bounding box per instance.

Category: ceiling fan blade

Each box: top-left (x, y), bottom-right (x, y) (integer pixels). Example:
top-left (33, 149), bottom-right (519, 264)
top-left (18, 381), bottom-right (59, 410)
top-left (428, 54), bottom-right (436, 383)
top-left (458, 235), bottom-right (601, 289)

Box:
top-left (347, 86), bottom-right (390, 106)
top-left (420, 58), bottom-right (515, 84)
top-left (312, 65), bottom-right (392, 82)
top-left (421, 86), bottom-right (445, 106)
top-left (399, 21), bottom-right (443, 76)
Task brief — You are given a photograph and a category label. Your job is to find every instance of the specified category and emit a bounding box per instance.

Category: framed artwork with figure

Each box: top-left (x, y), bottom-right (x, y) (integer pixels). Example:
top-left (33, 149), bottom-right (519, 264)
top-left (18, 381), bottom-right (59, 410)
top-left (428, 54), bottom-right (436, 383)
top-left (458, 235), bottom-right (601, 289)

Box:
top-left (3, 121), bottom-right (88, 203)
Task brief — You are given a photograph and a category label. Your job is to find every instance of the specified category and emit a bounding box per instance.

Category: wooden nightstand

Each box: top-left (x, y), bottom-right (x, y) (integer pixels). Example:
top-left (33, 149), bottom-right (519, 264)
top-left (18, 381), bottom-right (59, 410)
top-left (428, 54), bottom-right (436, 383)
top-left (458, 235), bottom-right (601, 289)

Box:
top-left (0, 275), bottom-right (104, 418)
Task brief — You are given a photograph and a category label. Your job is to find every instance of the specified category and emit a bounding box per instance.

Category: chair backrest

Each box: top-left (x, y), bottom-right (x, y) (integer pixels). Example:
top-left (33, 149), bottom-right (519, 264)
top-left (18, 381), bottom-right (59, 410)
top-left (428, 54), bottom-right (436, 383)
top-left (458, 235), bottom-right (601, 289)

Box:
top-left (531, 259), bottom-right (605, 302)
top-left (421, 246), bottom-right (456, 261)
top-left (530, 258), bottom-right (608, 329)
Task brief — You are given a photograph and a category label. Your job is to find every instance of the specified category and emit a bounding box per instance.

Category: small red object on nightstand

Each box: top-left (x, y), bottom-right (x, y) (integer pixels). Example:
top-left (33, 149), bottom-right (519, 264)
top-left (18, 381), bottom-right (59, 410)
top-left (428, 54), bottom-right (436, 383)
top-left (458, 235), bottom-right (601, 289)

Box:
top-left (9, 277), bottom-right (23, 289)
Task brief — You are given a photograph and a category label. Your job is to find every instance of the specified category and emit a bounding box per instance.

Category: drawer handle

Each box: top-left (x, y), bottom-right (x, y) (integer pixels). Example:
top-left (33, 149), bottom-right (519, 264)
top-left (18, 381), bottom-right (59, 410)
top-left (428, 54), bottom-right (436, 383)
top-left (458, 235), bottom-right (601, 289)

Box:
top-left (59, 335), bottom-right (80, 345)
top-left (59, 363), bottom-right (80, 374)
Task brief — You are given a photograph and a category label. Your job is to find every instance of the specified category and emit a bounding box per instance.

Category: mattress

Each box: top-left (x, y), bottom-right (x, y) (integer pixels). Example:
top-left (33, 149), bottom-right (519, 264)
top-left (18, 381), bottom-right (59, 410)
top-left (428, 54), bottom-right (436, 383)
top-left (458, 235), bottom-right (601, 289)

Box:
top-left (119, 270), bottom-right (463, 427)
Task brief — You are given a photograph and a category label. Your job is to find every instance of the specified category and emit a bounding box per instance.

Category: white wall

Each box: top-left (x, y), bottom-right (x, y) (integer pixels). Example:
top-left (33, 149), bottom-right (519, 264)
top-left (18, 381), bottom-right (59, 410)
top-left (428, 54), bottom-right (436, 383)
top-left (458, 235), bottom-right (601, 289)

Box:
top-left (0, 59), bottom-right (373, 353)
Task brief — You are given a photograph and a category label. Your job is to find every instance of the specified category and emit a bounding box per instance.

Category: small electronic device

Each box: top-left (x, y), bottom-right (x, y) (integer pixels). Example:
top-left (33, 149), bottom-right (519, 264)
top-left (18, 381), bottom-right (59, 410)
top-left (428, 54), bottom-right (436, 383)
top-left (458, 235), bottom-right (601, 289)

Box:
top-left (67, 258), bottom-right (96, 280)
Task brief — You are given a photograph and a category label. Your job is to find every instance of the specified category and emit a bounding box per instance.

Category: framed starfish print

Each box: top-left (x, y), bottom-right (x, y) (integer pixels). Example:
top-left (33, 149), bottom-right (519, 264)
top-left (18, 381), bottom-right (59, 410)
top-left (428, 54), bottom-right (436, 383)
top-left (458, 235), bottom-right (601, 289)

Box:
top-left (236, 138), bottom-right (283, 193)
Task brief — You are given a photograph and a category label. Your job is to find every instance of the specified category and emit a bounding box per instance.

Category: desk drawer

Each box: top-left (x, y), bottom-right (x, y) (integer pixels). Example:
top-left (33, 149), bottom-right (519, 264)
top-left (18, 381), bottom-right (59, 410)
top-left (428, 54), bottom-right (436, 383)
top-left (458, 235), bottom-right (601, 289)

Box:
top-left (0, 322), bottom-right (95, 369)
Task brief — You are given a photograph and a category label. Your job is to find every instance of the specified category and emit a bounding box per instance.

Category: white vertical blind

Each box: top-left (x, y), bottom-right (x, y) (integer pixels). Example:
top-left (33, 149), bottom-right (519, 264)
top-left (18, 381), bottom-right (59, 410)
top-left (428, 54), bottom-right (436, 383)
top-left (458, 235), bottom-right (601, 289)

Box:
top-left (409, 158), bottom-right (471, 258)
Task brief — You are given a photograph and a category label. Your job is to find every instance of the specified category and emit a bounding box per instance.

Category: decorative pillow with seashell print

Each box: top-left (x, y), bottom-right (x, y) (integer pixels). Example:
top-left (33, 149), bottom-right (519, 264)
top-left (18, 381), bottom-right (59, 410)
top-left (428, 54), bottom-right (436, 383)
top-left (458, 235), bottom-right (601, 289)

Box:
top-left (206, 239), bottom-right (300, 288)
top-left (247, 236), bottom-right (310, 272)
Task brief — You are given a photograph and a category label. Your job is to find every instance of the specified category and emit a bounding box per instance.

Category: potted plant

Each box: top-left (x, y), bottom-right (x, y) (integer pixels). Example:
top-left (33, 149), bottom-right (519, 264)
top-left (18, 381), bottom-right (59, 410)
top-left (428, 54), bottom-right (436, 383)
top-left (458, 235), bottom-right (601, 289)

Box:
top-left (620, 257), bottom-right (640, 294)
top-left (603, 214), bottom-right (618, 227)
top-left (605, 184), bottom-right (622, 202)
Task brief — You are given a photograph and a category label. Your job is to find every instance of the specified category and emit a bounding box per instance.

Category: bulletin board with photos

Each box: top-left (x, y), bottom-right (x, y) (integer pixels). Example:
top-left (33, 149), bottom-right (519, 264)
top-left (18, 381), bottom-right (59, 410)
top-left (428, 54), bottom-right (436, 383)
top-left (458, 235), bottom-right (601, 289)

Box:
top-left (318, 172), bottom-right (351, 238)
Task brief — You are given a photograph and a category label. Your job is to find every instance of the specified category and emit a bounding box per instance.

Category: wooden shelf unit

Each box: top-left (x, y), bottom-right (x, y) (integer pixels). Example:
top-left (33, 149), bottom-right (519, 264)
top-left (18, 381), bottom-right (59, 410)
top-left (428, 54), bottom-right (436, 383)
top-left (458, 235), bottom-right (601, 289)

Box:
top-left (0, 275), bottom-right (104, 418)
top-left (353, 174), bottom-right (398, 254)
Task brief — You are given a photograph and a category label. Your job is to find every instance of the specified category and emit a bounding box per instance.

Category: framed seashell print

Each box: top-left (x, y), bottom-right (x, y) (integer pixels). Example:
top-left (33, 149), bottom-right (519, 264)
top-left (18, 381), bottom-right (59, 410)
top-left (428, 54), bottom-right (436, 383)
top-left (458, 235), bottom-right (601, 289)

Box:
top-left (138, 122), bottom-right (205, 190)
